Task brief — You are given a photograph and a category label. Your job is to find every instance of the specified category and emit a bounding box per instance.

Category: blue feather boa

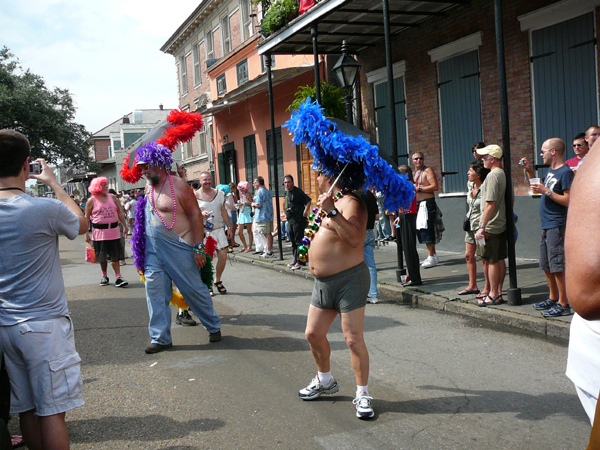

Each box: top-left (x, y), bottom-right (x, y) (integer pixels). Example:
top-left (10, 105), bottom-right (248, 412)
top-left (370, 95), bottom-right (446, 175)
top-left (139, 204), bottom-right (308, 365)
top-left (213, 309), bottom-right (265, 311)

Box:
top-left (284, 99), bottom-right (415, 212)
top-left (131, 196), bottom-right (147, 273)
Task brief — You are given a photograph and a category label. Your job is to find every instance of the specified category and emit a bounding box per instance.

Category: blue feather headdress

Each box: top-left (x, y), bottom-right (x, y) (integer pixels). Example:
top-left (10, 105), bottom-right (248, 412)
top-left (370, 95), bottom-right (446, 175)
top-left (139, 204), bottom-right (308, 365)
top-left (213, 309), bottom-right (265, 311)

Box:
top-left (136, 142), bottom-right (173, 169)
top-left (284, 99), bottom-right (415, 212)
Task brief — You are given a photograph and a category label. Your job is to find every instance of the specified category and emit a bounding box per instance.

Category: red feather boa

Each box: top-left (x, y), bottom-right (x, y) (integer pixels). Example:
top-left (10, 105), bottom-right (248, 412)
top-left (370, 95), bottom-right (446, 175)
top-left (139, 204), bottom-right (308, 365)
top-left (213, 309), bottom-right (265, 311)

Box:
top-left (119, 110), bottom-right (204, 184)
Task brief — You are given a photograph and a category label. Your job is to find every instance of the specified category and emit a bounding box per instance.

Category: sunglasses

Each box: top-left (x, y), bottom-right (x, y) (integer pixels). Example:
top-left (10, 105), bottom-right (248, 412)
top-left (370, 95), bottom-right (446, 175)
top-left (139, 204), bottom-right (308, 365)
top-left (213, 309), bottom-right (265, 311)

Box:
top-left (413, 157), bottom-right (424, 161)
top-left (573, 143), bottom-right (586, 147)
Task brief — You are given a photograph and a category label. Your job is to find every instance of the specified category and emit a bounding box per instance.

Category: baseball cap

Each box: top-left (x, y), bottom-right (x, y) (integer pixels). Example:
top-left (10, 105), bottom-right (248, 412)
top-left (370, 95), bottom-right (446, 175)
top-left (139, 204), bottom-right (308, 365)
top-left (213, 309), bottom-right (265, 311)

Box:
top-left (477, 144), bottom-right (503, 159)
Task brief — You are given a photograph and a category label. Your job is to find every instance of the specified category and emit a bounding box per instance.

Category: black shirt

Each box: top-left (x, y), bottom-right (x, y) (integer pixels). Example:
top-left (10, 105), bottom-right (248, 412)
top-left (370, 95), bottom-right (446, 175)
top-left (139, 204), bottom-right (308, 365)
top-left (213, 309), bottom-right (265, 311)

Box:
top-left (357, 189), bottom-right (378, 230)
top-left (284, 186), bottom-right (312, 223)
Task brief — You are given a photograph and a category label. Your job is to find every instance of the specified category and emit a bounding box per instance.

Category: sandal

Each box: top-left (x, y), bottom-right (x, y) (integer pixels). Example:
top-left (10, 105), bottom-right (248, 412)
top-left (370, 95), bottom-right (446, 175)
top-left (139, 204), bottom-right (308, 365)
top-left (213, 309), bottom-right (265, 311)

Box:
top-left (477, 298), bottom-right (488, 307)
top-left (214, 281), bottom-right (227, 294)
top-left (475, 291), bottom-right (489, 300)
top-left (459, 288), bottom-right (480, 295)
top-left (490, 294), bottom-right (505, 305)
top-left (239, 248), bottom-right (248, 252)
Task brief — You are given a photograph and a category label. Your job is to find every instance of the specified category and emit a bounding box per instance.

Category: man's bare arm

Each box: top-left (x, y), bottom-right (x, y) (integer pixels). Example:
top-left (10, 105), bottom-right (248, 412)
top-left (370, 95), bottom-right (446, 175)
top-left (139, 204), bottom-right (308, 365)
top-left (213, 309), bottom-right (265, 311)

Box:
top-left (423, 168), bottom-right (439, 192)
top-left (565, 141), bottom-right (600, 320)
top-left (326, 197), bottom-right (366, 248)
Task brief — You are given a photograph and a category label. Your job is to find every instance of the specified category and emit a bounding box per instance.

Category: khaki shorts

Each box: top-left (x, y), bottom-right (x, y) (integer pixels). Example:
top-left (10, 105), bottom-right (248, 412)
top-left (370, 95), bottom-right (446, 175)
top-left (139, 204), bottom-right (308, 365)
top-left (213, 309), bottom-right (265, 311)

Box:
top-left (206, 227), bottom-right (229, 250)
top-left (0, 317), bottom-right (84, 416)
top-left (256, 221), bottom-right (273, 235)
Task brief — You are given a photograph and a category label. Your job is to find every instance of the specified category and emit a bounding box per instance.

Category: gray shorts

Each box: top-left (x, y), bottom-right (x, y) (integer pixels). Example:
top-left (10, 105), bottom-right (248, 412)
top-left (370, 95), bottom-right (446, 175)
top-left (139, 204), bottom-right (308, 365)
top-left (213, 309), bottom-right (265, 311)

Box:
top-left (311, 262), bottom-right (370, 313)
top-left (540, 226), bottom-right (565, 273)
top-left (465, 230), bottom-right (476, 244)
top-left (0, 317), bottom-right (84, 416)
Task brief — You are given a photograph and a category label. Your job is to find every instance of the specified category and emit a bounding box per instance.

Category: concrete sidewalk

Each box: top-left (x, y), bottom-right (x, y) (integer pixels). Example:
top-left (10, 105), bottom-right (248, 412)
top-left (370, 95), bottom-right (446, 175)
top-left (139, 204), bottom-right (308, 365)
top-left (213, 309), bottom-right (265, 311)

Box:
top-left (231, 237), bottom-right (571, 343)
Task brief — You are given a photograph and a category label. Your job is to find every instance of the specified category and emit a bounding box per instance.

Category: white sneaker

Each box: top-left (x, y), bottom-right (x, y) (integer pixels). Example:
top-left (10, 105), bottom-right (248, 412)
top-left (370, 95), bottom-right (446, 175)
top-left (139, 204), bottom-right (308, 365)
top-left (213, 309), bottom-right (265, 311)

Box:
top-left (421, 255), bottom-right (438, 268)
top-left (298, 376), bottom-right (339, 400)
top-left (367, 296), bottom-right (379, 304)
top-left (420, 256), bottom-right (432, 266)
top-left (260, 251), bottom-right (274, 258)
top-left (353, 393), bottom-right (375, 419)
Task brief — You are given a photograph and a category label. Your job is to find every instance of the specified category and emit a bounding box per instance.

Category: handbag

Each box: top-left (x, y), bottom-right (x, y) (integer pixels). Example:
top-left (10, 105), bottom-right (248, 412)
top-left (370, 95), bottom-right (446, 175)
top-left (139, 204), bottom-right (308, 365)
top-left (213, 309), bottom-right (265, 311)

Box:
top-left (85, 243), bottom-right (97, 263)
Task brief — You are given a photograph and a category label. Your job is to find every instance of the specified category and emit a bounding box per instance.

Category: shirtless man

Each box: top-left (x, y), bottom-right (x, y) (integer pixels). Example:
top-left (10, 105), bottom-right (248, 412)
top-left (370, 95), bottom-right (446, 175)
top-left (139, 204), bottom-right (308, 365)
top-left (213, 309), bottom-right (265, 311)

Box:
top-left (412, 152), bottom-right (440, 268)
top-left (136, 144), bottom-right (221, 354)
top-left (298, 173), bottom-right (374, 419)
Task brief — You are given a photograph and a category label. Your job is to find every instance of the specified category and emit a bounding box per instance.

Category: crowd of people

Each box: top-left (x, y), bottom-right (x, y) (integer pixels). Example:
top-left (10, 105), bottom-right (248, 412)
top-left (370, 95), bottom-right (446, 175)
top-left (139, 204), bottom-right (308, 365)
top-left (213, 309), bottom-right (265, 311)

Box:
top-left (2, 118), bottom-right (600, 448)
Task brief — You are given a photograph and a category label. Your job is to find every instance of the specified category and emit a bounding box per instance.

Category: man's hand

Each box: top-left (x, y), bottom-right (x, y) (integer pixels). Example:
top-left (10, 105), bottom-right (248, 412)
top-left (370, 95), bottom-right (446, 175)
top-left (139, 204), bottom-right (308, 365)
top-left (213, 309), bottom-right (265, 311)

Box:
top-left (318, 193), bottom-right (334, 212)
top-left (194, 252), bottom-right (206, 269)
top-left (85, 232), bottom-right (91, 243)
top-left (176, 163), bottom-right (187, 179)
top-left (202, 211), bottom-right (211, 218)
top-left (29, 159), bottom-right (57, 186)
top-left (475, 228), bottom-right (485, 241)
top-left (531, 182), bottom-right (547, 195)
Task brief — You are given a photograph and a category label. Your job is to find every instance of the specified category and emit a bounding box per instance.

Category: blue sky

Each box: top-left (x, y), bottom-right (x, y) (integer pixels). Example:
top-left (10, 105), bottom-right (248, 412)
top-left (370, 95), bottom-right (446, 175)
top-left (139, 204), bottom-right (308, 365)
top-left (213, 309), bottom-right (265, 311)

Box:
top-left (1, 0), bottom-right (199, 134)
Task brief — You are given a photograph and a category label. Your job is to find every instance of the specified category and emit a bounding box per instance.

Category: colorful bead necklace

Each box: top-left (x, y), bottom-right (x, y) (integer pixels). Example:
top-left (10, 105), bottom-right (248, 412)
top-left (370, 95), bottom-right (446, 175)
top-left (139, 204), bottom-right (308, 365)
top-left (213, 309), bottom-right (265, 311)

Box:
top-left (297, 189), bottom-right (347, 262)
top-left (150, 173), bottom-right (177, 230)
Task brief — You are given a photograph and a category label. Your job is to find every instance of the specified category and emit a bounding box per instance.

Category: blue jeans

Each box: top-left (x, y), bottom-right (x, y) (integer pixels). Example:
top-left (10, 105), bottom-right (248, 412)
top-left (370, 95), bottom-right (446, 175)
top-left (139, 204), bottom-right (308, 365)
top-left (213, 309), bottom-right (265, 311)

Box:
top-left (364, 229), bottom-right (378, 297)
top-left (144, 202), bottom-right (221, 345)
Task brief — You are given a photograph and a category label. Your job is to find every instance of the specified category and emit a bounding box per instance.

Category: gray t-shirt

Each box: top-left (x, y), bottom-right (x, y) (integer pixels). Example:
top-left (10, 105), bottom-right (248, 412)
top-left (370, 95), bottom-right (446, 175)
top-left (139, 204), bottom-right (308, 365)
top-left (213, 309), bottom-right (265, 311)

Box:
top-left (480, 168), bottom-right (506, 234)
top-left (0, 194), bottom-right (80, 325)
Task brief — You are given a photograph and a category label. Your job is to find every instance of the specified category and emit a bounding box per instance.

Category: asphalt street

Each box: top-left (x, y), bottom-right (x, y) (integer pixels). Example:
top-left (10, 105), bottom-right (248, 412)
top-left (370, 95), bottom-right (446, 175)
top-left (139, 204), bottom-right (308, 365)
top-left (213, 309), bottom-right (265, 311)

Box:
top-left (11, 235), bottom-right (590, 449)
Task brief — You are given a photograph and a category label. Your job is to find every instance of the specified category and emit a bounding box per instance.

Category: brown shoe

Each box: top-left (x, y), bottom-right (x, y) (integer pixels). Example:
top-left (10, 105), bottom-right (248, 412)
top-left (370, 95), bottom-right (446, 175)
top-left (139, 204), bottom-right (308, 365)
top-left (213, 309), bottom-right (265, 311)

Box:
top-left (145, 343), bottom-right (172, 354)
top-left (209, 330), bottom-right (221, 343)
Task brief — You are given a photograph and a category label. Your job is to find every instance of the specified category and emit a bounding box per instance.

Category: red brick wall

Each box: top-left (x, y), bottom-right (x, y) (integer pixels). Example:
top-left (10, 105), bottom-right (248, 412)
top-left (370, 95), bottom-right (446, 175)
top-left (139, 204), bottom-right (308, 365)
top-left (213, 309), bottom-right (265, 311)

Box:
top-left (94, 139), bottom-right (110, 161)
top-left (230, 10), bottom-right (242, 49)
top-left (357, 0), bottom-right (584, 196)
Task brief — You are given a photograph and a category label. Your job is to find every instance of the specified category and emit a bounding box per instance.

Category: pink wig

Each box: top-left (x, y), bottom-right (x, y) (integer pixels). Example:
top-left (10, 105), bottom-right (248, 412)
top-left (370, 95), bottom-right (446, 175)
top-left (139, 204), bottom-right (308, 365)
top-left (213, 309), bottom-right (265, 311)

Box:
top-left (237, 181), bottom-right (250, 194)
top-left (88, 177), bottom-right (108, 195)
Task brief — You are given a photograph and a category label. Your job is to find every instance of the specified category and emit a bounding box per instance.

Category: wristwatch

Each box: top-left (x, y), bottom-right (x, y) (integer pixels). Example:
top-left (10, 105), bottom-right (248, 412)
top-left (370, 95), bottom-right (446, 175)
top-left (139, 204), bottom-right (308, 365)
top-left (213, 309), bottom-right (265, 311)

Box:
top-left (327, 208), bottom-right (339, 218)
top-left (545, 190), bottom-right (553, 197)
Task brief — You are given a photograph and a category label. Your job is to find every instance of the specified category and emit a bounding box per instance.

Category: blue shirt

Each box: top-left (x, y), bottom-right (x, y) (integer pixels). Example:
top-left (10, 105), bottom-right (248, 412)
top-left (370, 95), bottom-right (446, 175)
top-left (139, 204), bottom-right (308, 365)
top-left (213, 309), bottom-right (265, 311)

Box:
top-left (0, 194), bottom-right (80, 325)
top-left (254, 187), bottom-right (273, 223)
top-left (540, 164), bottom-right (574, 229)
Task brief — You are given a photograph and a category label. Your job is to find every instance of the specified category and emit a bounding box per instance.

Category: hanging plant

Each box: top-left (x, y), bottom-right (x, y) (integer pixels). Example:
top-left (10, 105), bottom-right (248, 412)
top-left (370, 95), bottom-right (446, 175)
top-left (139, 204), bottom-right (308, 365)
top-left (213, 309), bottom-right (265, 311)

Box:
top-left (261, 0), bottom-right (299, 35)
top-left (287, 82), bottom-right (346, 120)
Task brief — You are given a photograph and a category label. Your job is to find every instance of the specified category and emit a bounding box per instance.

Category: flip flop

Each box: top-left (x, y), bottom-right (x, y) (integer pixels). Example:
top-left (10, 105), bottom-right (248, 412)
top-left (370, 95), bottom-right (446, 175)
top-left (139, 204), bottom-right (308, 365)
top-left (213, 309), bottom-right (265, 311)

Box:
top-left (477, 298), bottom-right (488, 307)
top-left (458, 288), bottom-right (480, 295)
top-left (491, 295), bottom-right (505, 305)
top-left (475, 291), bottom-right (489, 299)
top-left (238, 248), bottom-right (248, 252)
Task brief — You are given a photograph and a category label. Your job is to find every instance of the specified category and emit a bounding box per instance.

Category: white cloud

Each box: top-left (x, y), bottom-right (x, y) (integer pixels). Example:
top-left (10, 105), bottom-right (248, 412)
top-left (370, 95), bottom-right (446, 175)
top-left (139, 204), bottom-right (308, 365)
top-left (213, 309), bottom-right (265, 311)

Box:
top-left (2, 0), bottom-right (200, 133)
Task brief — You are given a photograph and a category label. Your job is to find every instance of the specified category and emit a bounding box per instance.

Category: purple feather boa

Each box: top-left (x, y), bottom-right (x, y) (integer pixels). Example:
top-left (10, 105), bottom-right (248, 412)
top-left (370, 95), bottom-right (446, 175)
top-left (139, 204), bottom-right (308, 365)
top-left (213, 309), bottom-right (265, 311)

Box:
top-left (131, 196), bottom-right (147, 273)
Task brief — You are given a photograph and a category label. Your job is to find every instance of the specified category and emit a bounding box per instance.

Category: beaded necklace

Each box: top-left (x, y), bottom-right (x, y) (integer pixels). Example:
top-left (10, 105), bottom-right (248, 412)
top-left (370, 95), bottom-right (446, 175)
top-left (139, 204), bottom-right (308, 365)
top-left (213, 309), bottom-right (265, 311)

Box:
top-left (297, 189), bottom-right (347, 262)
top-left (150, 173), bottom-right (177, 230)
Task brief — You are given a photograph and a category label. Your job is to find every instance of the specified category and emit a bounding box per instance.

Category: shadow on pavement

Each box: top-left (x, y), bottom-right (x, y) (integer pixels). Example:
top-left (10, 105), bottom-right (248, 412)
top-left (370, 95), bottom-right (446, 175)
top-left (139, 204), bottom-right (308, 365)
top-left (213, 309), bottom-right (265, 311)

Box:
top-left (68, 415), bottom-right (225, 443)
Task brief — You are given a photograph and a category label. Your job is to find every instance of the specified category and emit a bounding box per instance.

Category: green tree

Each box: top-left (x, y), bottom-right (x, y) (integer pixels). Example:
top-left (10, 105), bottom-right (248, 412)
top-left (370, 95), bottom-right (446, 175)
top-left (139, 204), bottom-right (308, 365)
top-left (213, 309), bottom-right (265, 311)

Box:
top-left (0, 46), bottom-right (92, 167)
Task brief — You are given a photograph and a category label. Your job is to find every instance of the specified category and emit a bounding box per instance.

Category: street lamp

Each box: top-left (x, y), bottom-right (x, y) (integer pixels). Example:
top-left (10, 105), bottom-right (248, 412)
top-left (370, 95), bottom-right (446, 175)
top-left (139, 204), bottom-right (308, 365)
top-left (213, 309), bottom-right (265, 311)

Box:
top-left (332, 40), bottom-right (361, 124)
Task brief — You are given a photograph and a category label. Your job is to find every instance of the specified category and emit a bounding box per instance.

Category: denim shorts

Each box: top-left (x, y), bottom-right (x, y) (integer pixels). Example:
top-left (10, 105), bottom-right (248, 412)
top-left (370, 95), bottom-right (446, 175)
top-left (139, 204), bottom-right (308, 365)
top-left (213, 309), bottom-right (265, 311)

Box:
top-left (311, 262), bottom-right (370, 313)
top-left (0, 317), bottom-right (84, 416)
top-left (539, 226), bottom-right (565, 273)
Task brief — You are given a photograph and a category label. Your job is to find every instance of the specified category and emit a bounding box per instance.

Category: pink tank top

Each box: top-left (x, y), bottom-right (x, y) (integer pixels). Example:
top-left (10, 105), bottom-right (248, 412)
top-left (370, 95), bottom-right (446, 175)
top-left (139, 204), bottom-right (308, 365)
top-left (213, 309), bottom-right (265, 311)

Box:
top-left (90, 195), bottom-right (121, 241)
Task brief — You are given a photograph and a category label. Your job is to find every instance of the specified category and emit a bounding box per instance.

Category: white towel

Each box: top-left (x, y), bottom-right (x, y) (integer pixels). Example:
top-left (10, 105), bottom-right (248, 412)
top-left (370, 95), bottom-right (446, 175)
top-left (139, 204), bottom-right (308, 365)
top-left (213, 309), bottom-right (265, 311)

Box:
top-left (416, 201), bottom-right (428, 230)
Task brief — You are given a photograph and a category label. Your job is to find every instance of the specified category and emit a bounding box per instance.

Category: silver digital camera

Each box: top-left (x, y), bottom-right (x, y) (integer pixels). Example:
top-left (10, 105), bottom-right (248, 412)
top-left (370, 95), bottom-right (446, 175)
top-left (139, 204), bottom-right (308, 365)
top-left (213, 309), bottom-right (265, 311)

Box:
top-left (29, 162), bottom-right (42, 174)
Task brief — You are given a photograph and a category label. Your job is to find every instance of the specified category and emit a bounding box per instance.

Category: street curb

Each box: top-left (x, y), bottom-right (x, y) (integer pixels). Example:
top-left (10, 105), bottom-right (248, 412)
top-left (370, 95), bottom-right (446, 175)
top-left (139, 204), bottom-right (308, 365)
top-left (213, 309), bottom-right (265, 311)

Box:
top-left (231, 253), bottom-right (570, 343)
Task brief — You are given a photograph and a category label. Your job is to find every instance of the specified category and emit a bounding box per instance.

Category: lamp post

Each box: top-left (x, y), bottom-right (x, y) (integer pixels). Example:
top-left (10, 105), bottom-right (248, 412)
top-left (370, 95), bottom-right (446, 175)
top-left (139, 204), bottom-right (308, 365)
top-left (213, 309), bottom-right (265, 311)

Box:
top-left (332, 41), bottom-right (361, 124)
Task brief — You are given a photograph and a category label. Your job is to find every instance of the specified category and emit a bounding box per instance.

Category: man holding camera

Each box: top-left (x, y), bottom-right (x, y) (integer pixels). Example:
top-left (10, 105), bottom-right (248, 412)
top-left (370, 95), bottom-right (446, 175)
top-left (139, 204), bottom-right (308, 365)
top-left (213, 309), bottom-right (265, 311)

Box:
top-left (0, 129), bottom-right (87, 449)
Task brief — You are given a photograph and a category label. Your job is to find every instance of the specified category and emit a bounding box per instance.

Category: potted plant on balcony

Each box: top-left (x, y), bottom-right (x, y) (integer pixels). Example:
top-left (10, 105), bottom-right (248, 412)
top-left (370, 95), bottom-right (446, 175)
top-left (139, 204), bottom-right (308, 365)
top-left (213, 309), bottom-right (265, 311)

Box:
top-left (287, 82), bottom-right (346, 120)
top-left (260, 0), bottom-right (299, 36)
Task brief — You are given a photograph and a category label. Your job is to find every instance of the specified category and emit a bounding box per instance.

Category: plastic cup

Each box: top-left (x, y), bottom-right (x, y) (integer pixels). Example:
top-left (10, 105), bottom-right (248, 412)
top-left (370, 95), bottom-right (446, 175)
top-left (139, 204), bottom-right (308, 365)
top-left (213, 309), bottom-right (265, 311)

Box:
top-left (401, 275), bottom-right (408, 283)
top-left (530, 178), bottom-right (541, 196)
top-left (476, 237), bottom-right (485, 247)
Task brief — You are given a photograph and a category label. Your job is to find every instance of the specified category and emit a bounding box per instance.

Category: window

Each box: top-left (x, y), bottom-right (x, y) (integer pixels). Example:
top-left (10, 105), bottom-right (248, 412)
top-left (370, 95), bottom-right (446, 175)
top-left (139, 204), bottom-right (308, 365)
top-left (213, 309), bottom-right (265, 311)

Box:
top-left (530, 13), bottom-right (597, 170)
top-left (243, 135), bottom-right (258, 185)
top-left (241, 0), bottom-right (253, 41)
top-left (261, 54), bottom-right (276, 72)
top-left (108, 146), bottom-right (113, 159)
top-left (373, 77), bottom-right (408, 167)
top-left (437, 50), bottom-right (483, 193)
top-left (192, 43), bottom-right (201, 86)
top-left (221, 15), bottom-right (231, 55)
top-left (199, 125), bottom-right (208, 155)
top-left (113, 139), bottom-right (121, 151)
top-left (237, 59), bottom-right (249, 85)
top-left (185, 140), bottom-right (193, 159)
top-left (266, 128), bottom-right (284, 195)
top-left (179, 55), bottom-right (188, 96)
top-left (217, 74), bottom-right (227, 96)
top-left (206, 30), bottom-right (214, 61)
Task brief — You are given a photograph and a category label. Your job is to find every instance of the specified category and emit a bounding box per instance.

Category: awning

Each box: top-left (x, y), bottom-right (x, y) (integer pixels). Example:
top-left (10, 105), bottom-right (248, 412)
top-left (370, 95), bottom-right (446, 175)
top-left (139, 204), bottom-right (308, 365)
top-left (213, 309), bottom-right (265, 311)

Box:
top-left (203, 65), bottom-right (314, 114)
top-left (257, 0), bottom-right (467, 56)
